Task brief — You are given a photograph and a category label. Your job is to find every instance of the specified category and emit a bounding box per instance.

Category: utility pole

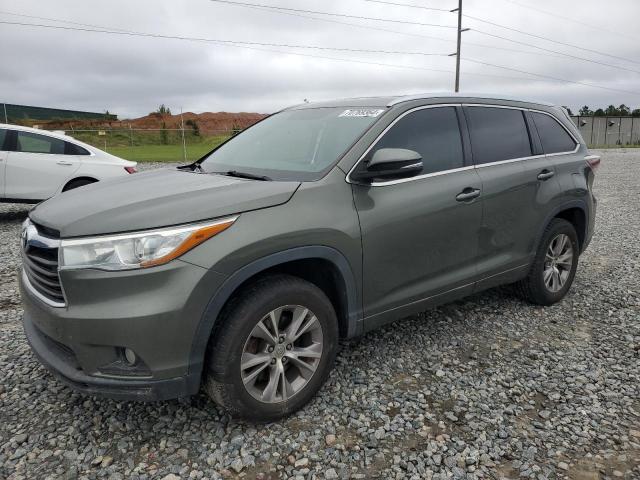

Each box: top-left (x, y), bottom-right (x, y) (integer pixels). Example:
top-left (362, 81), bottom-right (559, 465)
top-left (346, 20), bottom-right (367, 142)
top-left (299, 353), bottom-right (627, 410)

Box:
top-left (450, 0), bottom-right (468, 93)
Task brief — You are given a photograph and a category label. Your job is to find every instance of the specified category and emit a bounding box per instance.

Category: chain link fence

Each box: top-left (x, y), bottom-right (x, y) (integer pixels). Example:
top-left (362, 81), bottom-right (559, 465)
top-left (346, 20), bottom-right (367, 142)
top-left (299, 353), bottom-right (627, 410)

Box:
top-left (41, 127), bottom-right (234, 162)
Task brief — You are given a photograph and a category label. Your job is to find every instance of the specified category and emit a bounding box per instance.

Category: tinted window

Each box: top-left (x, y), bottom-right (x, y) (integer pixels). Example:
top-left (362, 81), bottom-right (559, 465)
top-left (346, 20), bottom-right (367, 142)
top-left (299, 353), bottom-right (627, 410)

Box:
top-left (64, 141), bottom-right (90, 155)
top-left (16, 131), bottom-right (65, 154)
top-left (465, 107), bottom-right (532, 164)
top-left (369, 107), bottom-right (463, 174)
top-left (531, 112), bottom-right (577, 154)
top-left (0, 129), bottom-right (7, 151)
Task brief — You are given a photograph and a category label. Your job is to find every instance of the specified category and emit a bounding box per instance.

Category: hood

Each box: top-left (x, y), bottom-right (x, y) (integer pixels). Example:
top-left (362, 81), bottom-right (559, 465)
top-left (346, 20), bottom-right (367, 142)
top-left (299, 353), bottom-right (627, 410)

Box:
top-left (30, 168), bottom-right (300, 237)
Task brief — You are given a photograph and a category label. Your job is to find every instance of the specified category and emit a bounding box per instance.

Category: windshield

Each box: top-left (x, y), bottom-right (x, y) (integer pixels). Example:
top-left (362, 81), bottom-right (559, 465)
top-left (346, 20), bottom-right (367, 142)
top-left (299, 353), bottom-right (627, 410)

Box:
top-left (200, 107), bottom-right (385, 181)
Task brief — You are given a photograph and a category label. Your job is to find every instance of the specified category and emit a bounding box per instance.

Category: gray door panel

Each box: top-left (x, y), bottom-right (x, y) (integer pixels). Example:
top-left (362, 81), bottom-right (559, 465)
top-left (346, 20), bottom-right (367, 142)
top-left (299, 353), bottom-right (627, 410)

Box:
top-left (354, 168), bottom-right (482, 321)
top-left (520, 156), bottom-right (562, 254)
top-left (474, 156), bottom-right (560, 278)
top-left (474, 161), bottom-right (533, 276)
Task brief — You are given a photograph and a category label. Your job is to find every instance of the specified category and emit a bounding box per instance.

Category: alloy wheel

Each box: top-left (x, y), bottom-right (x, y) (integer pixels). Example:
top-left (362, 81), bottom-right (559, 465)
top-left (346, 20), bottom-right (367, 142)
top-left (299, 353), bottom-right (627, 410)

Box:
top-left (241, 305), bottom-right (323, 403)
top-left (543, 233), bottom-right (573, 293)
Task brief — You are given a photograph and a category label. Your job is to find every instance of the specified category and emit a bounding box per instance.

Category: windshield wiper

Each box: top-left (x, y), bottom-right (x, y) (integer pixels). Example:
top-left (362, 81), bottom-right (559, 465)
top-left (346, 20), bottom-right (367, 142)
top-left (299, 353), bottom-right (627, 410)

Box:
top-left (192, 163), bottom-right (205, 173)
top-left (223, 170), bottom-right (271, 181)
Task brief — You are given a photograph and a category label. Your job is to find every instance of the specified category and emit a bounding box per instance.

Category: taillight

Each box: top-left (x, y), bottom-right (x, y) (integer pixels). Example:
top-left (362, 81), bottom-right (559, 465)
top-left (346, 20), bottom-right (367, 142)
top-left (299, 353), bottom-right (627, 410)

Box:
top-left (124, 166), bottom-right (137, 174)
top-left (586, 156), bottom-right (600, 172)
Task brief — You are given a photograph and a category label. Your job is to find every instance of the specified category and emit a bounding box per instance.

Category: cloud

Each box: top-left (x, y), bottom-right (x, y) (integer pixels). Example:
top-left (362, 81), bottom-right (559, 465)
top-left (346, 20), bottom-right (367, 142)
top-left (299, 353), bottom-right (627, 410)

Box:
top-left (1, 0), bottom-right (639, 117)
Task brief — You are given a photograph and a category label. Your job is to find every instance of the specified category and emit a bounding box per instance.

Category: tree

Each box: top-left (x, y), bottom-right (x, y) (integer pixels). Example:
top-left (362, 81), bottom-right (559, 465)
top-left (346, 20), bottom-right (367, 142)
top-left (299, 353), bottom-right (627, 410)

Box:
top-left (605, 105), bottom-right (619, 116)
top-left (562, 106), bottom-right (573, 116)
top-left (594, 108), bottom-right (605, 117)
top-left (185, 119), bottom-right (200, 136)
top-left (160, 121), bottom-right (169, 145)
top-left (157, 104), bottom-right (172, 115)
top-left (618, 104), bottom-right (630, 116)
top-left (632, 109), bottom-right (640, 117)
top-left (579, 105), bottom-right (593, 116)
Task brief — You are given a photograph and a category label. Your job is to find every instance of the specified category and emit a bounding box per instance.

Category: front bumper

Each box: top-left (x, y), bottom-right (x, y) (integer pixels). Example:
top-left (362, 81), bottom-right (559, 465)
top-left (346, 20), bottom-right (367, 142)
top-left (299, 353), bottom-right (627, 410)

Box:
top-left (23, 311), bottom-right (197, 401)
top-left (20, 260), bottom-right (227, 401)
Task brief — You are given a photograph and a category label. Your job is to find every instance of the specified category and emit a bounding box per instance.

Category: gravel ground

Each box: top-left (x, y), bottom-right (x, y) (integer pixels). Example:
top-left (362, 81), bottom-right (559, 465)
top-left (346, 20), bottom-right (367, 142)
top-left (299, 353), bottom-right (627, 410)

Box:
top-left (1, 152), bottom-right (639, 480)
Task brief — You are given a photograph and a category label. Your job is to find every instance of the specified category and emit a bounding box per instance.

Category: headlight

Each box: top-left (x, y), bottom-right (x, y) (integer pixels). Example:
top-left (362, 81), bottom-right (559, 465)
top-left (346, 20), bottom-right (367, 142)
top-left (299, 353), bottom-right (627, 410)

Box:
top-left (60, 216), bottom-right (238, 271)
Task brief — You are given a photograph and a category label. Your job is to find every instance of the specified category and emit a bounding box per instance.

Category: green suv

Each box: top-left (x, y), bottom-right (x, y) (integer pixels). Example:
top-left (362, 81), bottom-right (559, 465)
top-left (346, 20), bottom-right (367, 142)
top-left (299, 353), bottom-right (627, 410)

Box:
top-left (20, 94), bottom-right (598, 420)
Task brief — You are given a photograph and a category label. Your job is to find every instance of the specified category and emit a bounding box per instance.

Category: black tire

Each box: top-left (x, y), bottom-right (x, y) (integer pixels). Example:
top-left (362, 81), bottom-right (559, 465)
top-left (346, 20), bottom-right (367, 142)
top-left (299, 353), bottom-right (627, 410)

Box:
top-left (203, 274), bottom-right (339, 421)
top-left (516, 218), bottom-right (579, 305)
top-left (62, 178), bottom-right (97, 192)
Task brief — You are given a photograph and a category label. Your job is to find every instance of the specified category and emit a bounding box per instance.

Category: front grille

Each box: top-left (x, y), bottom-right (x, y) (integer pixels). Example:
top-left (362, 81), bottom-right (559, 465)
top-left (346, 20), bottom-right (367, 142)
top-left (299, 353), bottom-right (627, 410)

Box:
top-left (22, 221), bottom-right (64, 305)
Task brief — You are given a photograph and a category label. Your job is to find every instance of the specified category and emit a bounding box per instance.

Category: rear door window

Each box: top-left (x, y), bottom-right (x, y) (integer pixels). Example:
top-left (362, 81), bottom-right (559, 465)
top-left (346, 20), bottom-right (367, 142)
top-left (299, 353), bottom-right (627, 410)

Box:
top-left (531, 112), bottom-right (577, 154)
top-left (16, 131), bottom-right (65, 154)
top-left (370, 106), bottom-right (464, 175)
top-left (465, 106), bottom-right (532, 164)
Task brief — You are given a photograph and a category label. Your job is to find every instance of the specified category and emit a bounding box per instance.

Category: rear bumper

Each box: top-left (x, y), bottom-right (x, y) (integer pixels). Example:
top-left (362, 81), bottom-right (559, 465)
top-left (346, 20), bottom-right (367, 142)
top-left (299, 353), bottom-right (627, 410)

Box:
top-left (583, 194), bottom-right (597, 253)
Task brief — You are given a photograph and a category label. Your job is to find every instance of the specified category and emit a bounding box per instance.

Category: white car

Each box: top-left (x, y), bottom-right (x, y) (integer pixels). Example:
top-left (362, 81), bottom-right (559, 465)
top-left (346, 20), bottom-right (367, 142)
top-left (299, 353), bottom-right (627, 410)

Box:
top-left (0, 124), bottom-right (137, 203)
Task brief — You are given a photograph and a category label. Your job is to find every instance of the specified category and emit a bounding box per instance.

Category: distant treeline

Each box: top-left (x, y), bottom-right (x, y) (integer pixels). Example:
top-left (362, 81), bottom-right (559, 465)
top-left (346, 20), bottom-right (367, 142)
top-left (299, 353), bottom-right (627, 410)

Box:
top-left (568, 104), bottom-right (640, 117)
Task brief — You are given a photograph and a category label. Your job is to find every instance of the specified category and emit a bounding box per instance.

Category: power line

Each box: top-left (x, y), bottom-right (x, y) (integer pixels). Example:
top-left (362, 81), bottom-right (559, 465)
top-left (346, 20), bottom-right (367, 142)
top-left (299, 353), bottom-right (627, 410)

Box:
top-left (355, 0), bottom-right (640, 74)
top-left (462, 58), bottom-right (640, 96)
top-left (0, 20), bottom-right (468, 76)
top-left (362, 0), bottom-right (451, 13)
top-left (463, 13), bottom-right (640, 67)
top-left (209, 0), bottom-right (457, 29)
top-left (3, 18), bottom-right (638, 96)
top-left (0, 18), bottom-right (447, 57)
top-left (0, 9), bottom-right (134, 33)
top-left (500, 0), bottom-right (640, 42)
top-left (0, 8), bottom-right (570, 61)
top-left (470, 28), bottom-right (640, 75)
top-left (203, 1), bottom-right (597, 63)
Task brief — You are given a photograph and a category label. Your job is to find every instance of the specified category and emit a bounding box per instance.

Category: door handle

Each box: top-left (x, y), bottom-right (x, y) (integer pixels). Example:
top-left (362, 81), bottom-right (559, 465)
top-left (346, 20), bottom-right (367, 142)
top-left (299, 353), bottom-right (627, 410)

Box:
top-left (456, 187), bottom-right (481, 202)
top-left (56, 160), bottom-right (74, 166)
top-left (537, 169), bottom-right (555, 181)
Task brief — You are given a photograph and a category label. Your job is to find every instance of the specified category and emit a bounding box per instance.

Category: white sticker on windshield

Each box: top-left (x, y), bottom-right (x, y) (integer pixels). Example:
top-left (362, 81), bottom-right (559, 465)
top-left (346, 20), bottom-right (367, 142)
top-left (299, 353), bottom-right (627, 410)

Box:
top-left (339, 109), bottom-right (385, 118)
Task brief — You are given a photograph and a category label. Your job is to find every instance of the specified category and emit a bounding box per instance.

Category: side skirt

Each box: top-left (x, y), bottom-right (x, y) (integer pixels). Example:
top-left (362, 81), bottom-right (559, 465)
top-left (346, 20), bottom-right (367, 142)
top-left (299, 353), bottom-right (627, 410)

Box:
top-left (363, 263), bottom-right (530, 333)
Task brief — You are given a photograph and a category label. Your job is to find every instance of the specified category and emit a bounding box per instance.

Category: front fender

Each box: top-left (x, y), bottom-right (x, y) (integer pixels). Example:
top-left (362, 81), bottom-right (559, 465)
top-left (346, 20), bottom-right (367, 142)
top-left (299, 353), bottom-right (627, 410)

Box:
top-left (187, 246), bottom-right (362, 380)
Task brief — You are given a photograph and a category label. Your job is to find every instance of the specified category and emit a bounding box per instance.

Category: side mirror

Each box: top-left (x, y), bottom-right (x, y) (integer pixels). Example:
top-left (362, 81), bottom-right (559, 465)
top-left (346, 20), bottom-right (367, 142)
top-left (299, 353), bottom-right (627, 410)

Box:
top-left (353, 148), bottom-right (423, 182)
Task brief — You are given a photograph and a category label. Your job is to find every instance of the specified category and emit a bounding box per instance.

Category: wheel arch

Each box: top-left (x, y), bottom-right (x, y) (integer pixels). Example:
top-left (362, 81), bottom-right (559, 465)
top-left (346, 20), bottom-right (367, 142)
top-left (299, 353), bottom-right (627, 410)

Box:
top-left (536, 201), bottom-right (589, 254)
top-left (62, 176), bottom-right (99, 192)
top-left (188, 246), bottom-right (362, 380)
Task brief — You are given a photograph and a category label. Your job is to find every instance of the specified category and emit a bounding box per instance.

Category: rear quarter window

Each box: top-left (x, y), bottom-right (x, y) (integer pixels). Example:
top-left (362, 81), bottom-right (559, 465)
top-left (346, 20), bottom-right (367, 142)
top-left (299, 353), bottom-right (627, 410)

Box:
top-left (0, 129), bottom-right (7, 150)
top-left (465, 106), bottom-right (532, 164)
top-left (531, 112), bottom-right (577, 154)
top-left (64, 141), bottom-right (90, 155)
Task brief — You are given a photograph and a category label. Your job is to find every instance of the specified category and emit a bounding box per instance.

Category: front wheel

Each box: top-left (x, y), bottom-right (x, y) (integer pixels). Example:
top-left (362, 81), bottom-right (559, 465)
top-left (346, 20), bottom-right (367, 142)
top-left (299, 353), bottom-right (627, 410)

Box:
top-left (204, 275), bottom-right (338, 421)
top-left (517, 218), bottom-right (580, 305)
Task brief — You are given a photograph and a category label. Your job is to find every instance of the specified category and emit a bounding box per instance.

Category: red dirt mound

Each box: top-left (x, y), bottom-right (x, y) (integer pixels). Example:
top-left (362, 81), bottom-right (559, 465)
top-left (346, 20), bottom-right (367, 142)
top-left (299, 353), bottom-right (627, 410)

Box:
top-left (24, 111), bottom-right (267, 136)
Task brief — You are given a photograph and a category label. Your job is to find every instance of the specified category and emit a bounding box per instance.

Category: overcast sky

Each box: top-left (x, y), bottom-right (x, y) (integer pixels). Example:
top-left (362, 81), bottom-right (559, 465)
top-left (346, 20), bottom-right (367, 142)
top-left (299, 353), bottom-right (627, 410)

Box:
top-left (1, 0), bottom-right (639, 118)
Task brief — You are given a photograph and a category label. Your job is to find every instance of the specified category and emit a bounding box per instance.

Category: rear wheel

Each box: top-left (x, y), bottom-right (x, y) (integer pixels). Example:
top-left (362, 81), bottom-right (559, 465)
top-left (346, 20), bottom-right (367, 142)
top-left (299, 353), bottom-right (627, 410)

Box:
top-left (517, 218), bottom-right (579, 305)
top-left (62, 178), bottom-right (97, 192)
top-left (204, 275), bottom-right (338, 421)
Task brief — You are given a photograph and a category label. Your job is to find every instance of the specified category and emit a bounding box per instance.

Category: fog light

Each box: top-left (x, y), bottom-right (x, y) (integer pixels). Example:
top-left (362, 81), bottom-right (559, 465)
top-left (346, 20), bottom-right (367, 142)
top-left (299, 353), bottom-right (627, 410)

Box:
top-left (124, 348), bottom-right (137, 365)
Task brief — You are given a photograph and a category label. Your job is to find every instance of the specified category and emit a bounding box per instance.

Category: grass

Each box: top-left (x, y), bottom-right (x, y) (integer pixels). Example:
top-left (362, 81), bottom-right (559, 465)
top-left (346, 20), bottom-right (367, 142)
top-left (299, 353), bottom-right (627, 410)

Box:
top-left (99, 135), bottom-right (231, 163)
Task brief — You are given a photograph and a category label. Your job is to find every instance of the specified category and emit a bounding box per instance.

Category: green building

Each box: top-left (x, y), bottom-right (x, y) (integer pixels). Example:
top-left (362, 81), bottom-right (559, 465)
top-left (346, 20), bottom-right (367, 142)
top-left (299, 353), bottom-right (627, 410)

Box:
top-left (2, 103), bottom-right (116, 123)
